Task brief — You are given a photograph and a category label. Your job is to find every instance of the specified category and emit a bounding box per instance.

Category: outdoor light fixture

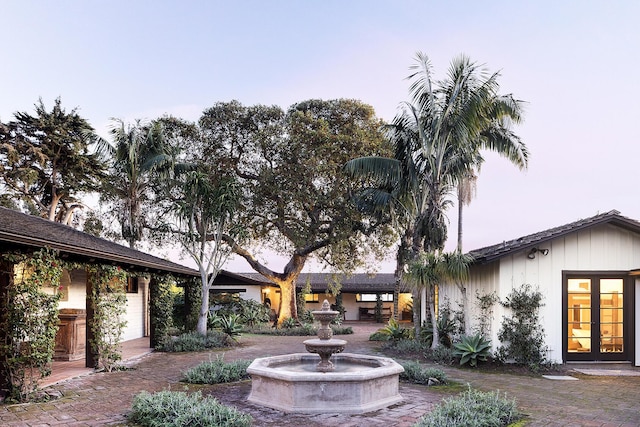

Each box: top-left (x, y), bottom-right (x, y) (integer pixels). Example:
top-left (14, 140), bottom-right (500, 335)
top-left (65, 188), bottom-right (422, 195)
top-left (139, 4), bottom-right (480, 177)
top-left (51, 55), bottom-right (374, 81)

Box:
top-left (527, 247), bottom-right (550, 259)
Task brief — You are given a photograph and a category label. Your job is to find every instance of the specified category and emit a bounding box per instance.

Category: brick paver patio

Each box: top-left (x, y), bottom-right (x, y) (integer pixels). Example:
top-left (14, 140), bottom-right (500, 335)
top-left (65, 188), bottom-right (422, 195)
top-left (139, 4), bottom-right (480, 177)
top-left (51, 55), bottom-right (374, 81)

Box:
top-left (1, 322), bottom-right (639, 426)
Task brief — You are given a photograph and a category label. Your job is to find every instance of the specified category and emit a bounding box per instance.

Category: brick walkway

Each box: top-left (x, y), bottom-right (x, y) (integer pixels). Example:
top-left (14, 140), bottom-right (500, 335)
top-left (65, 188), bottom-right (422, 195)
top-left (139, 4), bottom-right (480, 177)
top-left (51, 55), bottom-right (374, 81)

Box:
top-left (1, 323), bottom-right (639, 426)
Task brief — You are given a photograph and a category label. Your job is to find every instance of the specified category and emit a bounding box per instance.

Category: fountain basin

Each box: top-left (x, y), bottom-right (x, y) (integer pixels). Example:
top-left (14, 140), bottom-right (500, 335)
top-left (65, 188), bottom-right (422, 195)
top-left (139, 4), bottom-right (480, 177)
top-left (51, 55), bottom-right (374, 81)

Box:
top-left (247, 353), bottom-right (404, 414)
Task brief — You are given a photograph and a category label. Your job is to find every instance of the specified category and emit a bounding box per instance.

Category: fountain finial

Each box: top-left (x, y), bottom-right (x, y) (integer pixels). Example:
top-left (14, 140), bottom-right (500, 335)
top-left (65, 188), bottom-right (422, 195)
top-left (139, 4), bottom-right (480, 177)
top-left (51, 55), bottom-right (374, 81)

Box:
top-left (303, 298), bottom-right (346, 372)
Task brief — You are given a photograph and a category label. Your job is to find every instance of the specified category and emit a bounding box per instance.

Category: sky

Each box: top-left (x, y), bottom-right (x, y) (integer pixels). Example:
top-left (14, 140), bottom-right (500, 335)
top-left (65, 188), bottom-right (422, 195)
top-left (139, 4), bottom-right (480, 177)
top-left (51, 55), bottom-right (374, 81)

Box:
top-left (2, 1), bottom-right (639, 273)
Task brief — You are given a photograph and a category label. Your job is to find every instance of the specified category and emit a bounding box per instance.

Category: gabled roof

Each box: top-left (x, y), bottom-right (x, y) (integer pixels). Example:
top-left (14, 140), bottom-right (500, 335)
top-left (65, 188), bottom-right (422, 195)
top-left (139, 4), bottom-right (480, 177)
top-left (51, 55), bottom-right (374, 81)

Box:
top-left (469, 210), bottom-right (640, 264)
top-left (230, 271), bottom-right (407, 293)
top-left (0, 207), bottom-right (199, 277)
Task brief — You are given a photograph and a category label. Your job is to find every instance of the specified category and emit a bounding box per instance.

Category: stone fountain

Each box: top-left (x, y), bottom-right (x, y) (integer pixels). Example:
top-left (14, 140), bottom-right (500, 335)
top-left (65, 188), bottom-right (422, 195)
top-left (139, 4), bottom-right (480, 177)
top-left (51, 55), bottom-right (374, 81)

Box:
top-left (247, 300), bottom-right (403, 414)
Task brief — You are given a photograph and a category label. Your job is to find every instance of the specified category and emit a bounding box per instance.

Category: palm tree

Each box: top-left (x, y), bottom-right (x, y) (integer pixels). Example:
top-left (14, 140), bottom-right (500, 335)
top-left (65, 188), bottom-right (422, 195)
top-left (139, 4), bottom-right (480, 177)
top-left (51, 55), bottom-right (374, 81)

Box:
top-left (346, 52), bottom-right (527, 341)
top-left (404, 251), bottom-right (472, 349)
top-left (93, 119), bottom-right (173, 249)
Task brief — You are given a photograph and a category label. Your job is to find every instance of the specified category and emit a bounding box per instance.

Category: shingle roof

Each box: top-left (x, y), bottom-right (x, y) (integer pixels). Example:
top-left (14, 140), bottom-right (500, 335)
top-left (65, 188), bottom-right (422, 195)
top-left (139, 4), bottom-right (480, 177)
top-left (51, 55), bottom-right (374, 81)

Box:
top-left (232, 271), bottom-right (406, 293)
top-left (0, 207), bottom-right (199, 276)
top-left (469, 210), bottom-right (640, 264)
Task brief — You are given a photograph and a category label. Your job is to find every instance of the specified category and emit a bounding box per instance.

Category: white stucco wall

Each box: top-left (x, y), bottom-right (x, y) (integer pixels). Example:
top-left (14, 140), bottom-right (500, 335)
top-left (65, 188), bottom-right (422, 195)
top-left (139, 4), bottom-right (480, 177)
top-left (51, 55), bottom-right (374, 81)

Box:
top-left (57, 269), bottom-right (88, 309)
top-left (440, 223), bottom-right (640, 364)
top-left (122, 277), bottom-right (149, 341)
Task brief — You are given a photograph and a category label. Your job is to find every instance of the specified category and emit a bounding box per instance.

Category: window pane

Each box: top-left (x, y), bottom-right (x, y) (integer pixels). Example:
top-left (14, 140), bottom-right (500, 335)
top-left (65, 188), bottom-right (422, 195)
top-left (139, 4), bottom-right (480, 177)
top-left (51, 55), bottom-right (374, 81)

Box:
top-left (600, 278), bottom-right (623, 293)
top-left (568, 278), bottom-right (591, 293)
top-left (569, 322), bottom-right (591, 352)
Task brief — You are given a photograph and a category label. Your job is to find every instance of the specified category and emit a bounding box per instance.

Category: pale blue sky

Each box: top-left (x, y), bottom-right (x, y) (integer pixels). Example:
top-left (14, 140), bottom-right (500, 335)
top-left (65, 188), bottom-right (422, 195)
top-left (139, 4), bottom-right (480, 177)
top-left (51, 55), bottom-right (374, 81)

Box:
top-left (2, 1), bottom-right (639, 272)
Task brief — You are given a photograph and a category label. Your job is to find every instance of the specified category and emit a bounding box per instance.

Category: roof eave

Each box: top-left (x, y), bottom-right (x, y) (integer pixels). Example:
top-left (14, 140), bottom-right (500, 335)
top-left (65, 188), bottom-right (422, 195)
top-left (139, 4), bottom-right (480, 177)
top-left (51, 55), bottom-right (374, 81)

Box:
top-left (0, 231), bottom-right (198, 277)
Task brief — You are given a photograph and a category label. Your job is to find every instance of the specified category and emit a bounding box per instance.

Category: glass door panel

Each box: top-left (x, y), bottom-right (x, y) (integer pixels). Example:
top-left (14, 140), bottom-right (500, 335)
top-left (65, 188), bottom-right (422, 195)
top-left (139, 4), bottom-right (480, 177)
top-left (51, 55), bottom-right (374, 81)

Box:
top-left (599, 278), bottom-right (623, 353)
top-left (567, 279), bottom-right (591, 353)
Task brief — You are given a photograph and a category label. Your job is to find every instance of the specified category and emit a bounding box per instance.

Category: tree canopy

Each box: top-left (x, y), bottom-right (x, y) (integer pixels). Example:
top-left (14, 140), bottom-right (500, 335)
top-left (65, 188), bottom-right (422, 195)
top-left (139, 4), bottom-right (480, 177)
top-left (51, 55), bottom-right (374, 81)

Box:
top-left (0, 98), bottom-right (106, 223)
top-left (195, 99), bottom-right (394, 323)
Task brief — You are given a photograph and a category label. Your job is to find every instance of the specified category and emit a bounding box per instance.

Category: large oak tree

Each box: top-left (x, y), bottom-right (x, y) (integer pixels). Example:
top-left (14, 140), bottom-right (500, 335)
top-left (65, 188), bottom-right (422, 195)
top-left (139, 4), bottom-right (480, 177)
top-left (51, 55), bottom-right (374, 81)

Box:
top-left (198, 99), bottom-right (393, 324)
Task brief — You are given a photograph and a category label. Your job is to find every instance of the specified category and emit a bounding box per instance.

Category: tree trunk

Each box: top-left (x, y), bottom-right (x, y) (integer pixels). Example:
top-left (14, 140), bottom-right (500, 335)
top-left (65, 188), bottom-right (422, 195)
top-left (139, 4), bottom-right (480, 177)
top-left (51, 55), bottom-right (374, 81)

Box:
top-left (412, 289), bottom-right (421, 337)
top-left (458, 282), bottom-right (468, 335)
top-left (225, 236), bottom-right (307, 327)
top-left (277, 280), bottom-right (296, 324)
top-left (196, 269), bottom-right (209, 336)
top-left (427, 286), bottom-right (439, 349)
top-left (457, 186), bottom-right (463, 252)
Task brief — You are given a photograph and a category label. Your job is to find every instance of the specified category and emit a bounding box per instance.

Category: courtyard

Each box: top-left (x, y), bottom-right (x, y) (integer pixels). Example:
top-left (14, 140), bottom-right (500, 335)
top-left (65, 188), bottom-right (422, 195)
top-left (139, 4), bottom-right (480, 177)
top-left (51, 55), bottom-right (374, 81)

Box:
top-left (1, 322), bottom-right (639, 426)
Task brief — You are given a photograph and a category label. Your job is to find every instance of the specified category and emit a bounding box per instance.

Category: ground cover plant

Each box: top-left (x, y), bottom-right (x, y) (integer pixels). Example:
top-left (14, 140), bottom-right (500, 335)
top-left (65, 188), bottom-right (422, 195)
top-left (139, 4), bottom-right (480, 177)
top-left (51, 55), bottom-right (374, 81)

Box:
top-left (247, 323), bottom-right (353, 336)
top-left (183, 356), bottom-right (251, 384)
top-left (413, 387), bottom-right (521, 427)
top-left (400, 361), bottom-right (447, 385)
top-left (129, 390), bottom-right (252, 427)
top-left (158, 330), bottom-right (232, 352)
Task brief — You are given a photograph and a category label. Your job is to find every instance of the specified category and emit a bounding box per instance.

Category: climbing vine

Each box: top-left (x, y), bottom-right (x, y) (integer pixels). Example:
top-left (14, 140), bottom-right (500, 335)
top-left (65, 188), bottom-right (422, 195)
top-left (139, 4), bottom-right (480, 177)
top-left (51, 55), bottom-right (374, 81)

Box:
top-left (86, 265), bottom-right (128, 372)
top-left (149, 274), bottom-right (175, 349)
top-left (497, 284), bottom-right (548, 368)
top-left (184, 276), bottom-right (201, 332)
top-left (0, 249), bottom-right (62, 401)
top-left (473, 290), bottom-right (499, 338)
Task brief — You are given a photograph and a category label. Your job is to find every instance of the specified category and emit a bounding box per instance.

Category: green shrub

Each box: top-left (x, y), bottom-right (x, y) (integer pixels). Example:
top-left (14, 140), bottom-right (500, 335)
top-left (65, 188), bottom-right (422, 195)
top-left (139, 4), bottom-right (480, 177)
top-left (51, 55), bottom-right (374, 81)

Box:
top-left (129, 390), bottom-right (252, 427)
top-left (159, 331), bottom-right (231, 352)
top-left (380, 318), bottom-right (412, 341)
top-left (413, 387), bottom-right (521, 427)
top-left (247, 324), bottom-right (352, 336)
top-left (183, 356), bottom-right (251, 384)
top-left (331, 325), bottom-right (353, 335)
top-left (400, 361), bottom-right (447, 385)
top-left (240, 300), bottom-right (271, 326)
top-left (369, 330), bottom-right (390, 341)
top-left (388, 338), bottom-right (431, 354)
top-left (453, 334), bottom-right (492, 367)
top-left (281, 317), bottom-right (298, 329)
top-left (496, 284), bottom-right (548, 368)
top-left (424, 345), bottom-right (455, 365)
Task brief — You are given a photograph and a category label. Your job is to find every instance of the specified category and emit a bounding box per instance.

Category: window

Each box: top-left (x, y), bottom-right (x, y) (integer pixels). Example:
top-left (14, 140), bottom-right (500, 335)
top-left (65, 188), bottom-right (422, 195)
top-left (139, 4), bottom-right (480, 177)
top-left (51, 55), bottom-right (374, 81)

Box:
top-left (305, 293), bottom-right (320, 303)
top-left (127, 277), bottom-right (139, 293)
top-left (355, 293), bottom-right (393, 302)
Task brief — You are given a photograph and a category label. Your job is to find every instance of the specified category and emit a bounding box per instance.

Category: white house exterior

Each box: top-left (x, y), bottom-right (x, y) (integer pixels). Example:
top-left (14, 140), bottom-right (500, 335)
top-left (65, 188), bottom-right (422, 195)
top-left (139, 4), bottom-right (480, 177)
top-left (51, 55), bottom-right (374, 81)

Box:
top-left (0, 206), bottom-right (200, 366)
top-left (211, 271), bottom-right (413, 322)
top-left (440, 210), bottom-right (640, 365)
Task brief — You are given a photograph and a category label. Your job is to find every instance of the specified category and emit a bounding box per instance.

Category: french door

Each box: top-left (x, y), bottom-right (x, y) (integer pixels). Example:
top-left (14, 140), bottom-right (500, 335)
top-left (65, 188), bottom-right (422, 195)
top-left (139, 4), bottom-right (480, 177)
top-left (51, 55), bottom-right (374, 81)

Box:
top-left (564, 273), bottom-right (631, 362)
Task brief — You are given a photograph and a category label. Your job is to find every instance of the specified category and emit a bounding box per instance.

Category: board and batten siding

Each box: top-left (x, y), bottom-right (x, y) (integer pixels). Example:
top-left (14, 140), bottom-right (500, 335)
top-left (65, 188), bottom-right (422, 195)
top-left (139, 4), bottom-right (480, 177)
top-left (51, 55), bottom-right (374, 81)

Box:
top-left (440, 223), bottom-right (640, 364)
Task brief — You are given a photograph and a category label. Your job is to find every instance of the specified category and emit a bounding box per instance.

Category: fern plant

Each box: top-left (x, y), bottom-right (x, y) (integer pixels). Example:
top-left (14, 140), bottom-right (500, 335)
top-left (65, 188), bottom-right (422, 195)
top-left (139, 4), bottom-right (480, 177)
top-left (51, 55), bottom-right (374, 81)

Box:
top-left (453, 334), bottom-right (492, 367)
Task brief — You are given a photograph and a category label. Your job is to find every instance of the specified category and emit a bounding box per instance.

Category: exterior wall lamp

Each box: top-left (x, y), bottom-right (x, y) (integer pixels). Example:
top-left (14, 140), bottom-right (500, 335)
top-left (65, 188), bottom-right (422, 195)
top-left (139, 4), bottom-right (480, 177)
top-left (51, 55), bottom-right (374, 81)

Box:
top-left (527, 247), bottom-right (549, 259)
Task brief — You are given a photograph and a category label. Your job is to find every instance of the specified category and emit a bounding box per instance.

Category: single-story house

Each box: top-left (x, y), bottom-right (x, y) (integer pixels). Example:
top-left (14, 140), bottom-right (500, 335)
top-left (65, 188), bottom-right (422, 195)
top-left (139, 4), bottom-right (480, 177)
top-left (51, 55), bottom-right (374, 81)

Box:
top-left (211, 271), bottom-right (413, 321)
top-left (0, 206), bottom-right (199, 368)
top-left (440, 210), bottom-right (640, 366)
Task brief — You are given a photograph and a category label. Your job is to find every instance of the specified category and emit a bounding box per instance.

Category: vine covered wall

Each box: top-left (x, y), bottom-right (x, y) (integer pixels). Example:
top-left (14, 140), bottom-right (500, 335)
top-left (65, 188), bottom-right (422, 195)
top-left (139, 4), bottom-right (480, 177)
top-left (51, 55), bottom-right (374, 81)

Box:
top-left (0, 249), bottom-right (62, 401)
top-left (149, 274), bottom-right (174, 348)
top-left (85, 265), bottom-right (128, 372)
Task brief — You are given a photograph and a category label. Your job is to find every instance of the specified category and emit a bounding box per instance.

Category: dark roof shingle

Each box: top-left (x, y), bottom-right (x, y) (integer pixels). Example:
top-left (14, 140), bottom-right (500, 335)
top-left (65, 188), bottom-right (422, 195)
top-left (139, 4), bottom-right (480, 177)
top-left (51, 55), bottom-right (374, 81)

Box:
top-left (0, 207), bottom-right (198, 276)
top-left (469, 210), bottom-right (640, 264)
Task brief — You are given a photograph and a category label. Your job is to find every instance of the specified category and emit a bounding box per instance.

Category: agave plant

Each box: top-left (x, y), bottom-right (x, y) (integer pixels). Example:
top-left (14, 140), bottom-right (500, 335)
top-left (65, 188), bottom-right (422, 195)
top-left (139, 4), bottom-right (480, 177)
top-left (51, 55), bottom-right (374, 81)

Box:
top-left (212, 313), bottom-right (244, 341)
top-left (453, 334), bottom-right (492, 367)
